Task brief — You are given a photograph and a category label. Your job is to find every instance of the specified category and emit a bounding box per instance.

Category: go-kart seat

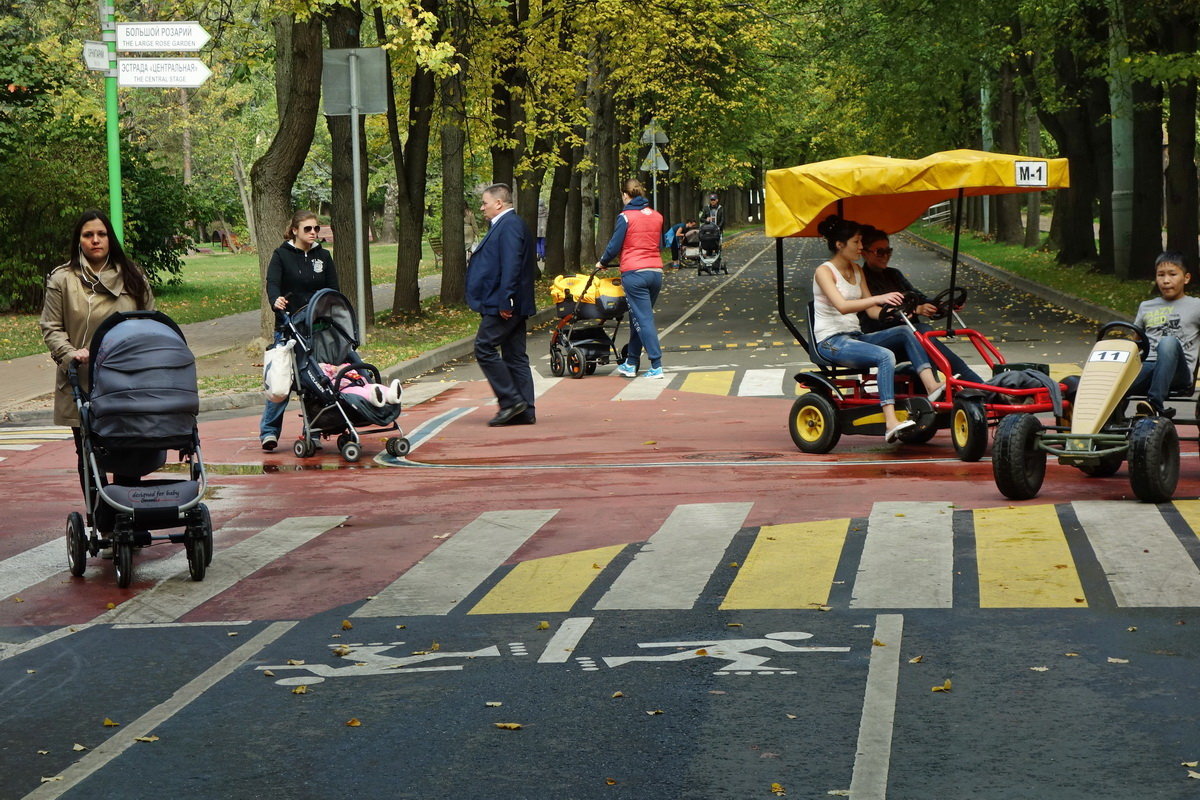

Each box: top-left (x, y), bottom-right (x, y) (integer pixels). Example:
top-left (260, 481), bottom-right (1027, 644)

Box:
top-left (804, 300), bottom-right (913, 378)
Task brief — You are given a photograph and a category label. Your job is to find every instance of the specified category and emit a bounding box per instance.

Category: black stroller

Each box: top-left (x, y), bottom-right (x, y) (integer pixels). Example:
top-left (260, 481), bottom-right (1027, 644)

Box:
top-left (697, 222), bottom-right (726, 274)
top-left (66, 310), bottom-right (211, 588)
top-left (281, 289), bottom-right (409, 461)
top-left (548, 268), bottom-right (628, 378)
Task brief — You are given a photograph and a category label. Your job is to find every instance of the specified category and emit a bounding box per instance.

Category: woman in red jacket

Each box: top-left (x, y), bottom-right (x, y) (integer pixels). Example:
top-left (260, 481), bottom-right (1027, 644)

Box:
top-left (597, 179), bottom-right (666, 379)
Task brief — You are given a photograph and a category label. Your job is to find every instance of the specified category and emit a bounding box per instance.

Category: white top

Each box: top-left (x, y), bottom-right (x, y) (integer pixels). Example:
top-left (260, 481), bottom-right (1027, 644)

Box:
top-left (812, 262), bottom-right (864, 342)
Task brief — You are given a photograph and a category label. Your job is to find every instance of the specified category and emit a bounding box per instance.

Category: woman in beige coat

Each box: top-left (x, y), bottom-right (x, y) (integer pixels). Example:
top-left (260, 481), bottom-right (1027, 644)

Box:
top-left (40, 209), bottom-right (154, 489)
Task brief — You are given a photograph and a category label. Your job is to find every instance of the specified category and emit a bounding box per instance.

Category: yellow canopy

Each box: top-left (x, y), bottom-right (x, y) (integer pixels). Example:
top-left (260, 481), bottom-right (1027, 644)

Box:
top-left (764, 149), bottom-right (1070, 238)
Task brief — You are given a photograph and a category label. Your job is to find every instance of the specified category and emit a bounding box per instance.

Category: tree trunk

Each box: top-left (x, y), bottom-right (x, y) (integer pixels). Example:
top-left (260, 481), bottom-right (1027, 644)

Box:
top-left (589, 47), bottom-right (618, 252)
top-left (375, 7), bottom-right (435, 316)
top-left (1165, 12), bottom-right (1199, 267)
top-left (325, 3), bottom-right (373, 324)
top-left (380, 181), bottom-right (397, 243)
top-left (1130, 78), bottom-right (1164, 280)
top-left (565, 139), bottom-right (584, 270)
top-left (1023, 101), bottom-right (1042, 248)
top-left (440, 36), bottom-right (468, 305)
top-left (995, 61), bottom-right (1024, 244)
top-left (250, 15), bottom-right (324, 338)
top-left (544, 135), bottom-right (573, 278)
top-left (232, 150), bottom-right (257, 250)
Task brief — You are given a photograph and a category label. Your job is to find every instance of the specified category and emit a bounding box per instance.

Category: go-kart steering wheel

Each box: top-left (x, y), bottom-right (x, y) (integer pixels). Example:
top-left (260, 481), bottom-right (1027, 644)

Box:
top-left (877, 291), bottom-right (922, 323)
top-left (926, 287), bottom-right (969, 320)
top-left (1096, 321), bottom-right (1149, 359)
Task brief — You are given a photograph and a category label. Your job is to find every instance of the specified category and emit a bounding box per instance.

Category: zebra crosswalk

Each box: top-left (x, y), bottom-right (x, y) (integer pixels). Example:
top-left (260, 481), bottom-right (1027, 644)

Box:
top-left (0, 425), bottom-right (71, 463)
top-left (6, 499), bottom-right (1200, 640)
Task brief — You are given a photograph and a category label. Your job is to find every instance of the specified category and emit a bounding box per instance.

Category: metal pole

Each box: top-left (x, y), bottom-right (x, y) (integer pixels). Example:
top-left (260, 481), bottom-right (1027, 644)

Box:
top-left (947, 188), bottom-right (964, 335)
top-left (349, 50), bottom-right (367, 343)
top-left (100, 2), bottom-right (123, 243)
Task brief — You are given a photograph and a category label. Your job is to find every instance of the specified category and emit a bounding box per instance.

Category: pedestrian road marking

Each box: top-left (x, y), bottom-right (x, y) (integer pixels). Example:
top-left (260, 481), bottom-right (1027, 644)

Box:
top-left (0, 539), bottom-right (69, 603)
top-left (722, 519), bottom-right (849, 610)
top-left (594, 502), bottom-right (752, 611)
top-left (468, 544), bottom-right (626, 615)
top-left (354, 508), bottom-right (558, 617)
top-left (680, 369), bottom-right (735, 396)
top-left (852, 501), bottom-right (955, 608)
top-left (1074, 501), bottom-right (1200, 607)
top-left (737, 367), bottom-right (787, 397)
top-left (975, 504), bottom-right (1085, 607)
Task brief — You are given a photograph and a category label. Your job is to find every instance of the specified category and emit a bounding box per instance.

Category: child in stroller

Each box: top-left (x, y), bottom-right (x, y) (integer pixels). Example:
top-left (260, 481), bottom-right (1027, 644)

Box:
top-left (65, 310), bottom-right (212, 588)
top-left (678, 220), bottom-right (702, 270)
top-left (282, 289), bottom-right (410, 461)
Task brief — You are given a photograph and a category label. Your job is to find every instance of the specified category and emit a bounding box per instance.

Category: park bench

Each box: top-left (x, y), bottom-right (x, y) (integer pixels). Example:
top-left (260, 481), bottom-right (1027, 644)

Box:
top-left (428, 232), bottom-right (444, 268)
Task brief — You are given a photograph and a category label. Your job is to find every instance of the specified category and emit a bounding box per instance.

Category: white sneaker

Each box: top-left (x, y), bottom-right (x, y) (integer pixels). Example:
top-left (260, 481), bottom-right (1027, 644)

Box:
top-left (885, 420), bottom-right (917, 443)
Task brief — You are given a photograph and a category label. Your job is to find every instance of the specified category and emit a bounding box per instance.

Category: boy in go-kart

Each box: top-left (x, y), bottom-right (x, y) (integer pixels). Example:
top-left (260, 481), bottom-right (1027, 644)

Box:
top-left (1129, 251), bottom-right (1200, 417)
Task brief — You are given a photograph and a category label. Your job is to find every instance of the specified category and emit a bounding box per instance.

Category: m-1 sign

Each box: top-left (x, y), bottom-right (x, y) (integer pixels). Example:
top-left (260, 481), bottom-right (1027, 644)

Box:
top-left (1015, 160), bottom-right (1048, 187)
top-left (117, 58), bottom-right (211, 88)
top-left (116, 22), bottom-right (210, 52)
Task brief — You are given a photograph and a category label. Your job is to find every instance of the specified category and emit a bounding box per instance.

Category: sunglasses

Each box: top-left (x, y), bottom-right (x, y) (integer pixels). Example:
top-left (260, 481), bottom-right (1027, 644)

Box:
top-left (301, 224), bottom-right (321, 233)
top-left (866, 247), bottom-right (894, 257)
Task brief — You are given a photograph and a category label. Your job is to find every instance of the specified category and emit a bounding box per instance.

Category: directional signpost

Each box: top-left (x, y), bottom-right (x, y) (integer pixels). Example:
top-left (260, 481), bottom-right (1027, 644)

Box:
top-left (93, 3), bottom-right (211, 241)
top-left (640, 119), bottom-right (669, 210)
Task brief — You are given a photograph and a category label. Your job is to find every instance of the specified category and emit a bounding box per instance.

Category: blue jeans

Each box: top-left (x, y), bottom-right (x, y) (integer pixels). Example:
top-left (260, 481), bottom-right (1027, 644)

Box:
top-left (1129, 336), bottom-right (1194, 409)
top-left (622, 269), bottom-right (663, 369)
top-left (816, 327), bottom-right (932, 406)
top-left (260, 330), bottom-right (289, 440)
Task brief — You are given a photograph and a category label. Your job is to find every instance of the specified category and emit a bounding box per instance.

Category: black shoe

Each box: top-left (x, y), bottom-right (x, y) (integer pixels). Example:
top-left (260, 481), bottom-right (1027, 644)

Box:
top-left (488, 401), bottom-right (529, 427)
top-left (510, 411), bottom-right (536, 425)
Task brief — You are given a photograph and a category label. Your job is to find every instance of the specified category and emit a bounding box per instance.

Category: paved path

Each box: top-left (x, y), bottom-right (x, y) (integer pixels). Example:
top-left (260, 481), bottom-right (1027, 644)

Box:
top-left (0, 277), bottom-right (442, 416)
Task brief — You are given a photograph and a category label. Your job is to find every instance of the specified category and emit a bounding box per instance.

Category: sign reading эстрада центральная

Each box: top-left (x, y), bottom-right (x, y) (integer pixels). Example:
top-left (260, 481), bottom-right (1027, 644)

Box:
top-left (116, 58), bottom-right (211, 88)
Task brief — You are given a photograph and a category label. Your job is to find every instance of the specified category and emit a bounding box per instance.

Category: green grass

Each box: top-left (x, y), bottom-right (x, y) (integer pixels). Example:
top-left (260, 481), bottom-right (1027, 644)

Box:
top-left (908, 221), bottom-right (1153, 317)
top-left (1, 241), bottom-right (442, 361)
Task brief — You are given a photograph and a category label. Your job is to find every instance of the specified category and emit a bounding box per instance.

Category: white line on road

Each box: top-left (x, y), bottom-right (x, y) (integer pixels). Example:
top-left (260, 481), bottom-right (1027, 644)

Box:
top-left (852, 501), bottom-right (955, 608)
top-left (0, 623), bottom-right (96, 664)
top-left (737, 368), bottom-right (787, 396)
top-left (537, 616), bottom-right (595, 663)
top-left (594, 502), bottom-right (753, 611)
top-left (849, 613), bottom-right (904, 800)
top-left (21, 620), bottom-right (296, 800)
top-left (0, 539), bottom-right (68, 603)
top-left (354, 509), bottom-right (559, 617)
top-left (1073, 501), bottom-right (1200, 606)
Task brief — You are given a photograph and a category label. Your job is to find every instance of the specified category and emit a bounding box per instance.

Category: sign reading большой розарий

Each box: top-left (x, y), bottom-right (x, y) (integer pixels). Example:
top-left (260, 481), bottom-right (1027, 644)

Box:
top-left (116, 21), bottom-right (210, 52)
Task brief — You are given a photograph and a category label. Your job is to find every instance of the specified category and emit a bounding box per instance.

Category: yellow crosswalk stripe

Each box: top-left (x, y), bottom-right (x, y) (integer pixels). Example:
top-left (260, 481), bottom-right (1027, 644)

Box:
top-left (1169, 500), bottom-right (1200, 538)
top-left (681, 370), bottom-right (735, 396)
top-left (468, 544), bottom-right (626, 615)
top-left (721, 519), bottom-right (848, 610)
top-left (974, 505), bottom-right (1085, 607)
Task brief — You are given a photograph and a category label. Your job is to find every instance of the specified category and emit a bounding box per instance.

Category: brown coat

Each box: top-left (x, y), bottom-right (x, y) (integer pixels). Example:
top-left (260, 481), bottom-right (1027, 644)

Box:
top-left (39, 262), bottom-right (155, 427)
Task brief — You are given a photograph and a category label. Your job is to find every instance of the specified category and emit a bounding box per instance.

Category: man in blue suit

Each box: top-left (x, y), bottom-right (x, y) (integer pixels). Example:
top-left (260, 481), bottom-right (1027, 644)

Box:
top-left (466, 183), bottom-right (537, 426)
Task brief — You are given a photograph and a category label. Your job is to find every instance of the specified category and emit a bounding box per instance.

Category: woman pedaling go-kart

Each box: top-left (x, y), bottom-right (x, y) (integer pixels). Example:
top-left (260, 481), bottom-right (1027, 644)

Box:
top-left (766, 149), bottom-right (1077, 460)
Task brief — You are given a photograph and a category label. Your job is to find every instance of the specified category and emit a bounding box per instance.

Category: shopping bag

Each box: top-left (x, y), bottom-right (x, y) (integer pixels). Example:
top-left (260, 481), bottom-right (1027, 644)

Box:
top-left (263, 339), bottom-right (295, 403)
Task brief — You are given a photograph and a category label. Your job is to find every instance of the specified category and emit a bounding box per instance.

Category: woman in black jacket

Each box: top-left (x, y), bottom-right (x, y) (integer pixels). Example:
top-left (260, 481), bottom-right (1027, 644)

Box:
top-left (259, 210), bottom-right (339, 450)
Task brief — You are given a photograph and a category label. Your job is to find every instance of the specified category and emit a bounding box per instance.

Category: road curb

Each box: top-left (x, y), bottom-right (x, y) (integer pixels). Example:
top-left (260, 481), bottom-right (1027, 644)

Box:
top-left (903, 232), bottom-right (1131, 325)
top-left (2, 306), bottom-right (560, 426)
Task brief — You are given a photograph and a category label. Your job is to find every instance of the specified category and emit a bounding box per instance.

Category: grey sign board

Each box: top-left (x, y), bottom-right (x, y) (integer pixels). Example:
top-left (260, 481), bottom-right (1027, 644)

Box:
top-left (323, 48), bottom-right (388, 116)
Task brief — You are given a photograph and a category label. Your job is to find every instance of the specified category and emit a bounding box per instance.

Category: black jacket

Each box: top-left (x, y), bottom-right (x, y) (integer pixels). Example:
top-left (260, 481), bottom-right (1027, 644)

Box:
top-left (266, 241), bottom-right (339, 321)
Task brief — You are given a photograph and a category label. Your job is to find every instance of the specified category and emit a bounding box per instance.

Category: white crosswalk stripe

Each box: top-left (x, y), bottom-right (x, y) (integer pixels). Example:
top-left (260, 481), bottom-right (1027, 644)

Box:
top-left (852, 501), bottom-right (956, 609)
top-left (0, 539), bottom-right (67, 602)
top-left (737, 368), bottom-right (787, 396)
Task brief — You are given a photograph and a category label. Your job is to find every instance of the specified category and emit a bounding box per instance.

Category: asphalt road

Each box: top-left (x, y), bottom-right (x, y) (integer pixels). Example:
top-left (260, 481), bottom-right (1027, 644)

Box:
top-left (3, 233), bottom-right (1200, 799)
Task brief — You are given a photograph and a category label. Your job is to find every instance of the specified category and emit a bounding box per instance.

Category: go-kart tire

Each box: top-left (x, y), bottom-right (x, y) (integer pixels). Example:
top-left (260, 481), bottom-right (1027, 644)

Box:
top-left (185, 530), bottom-right (207, 582)
top-left (67, 512), bottom-right (87, 577)
top-left (567, 348), bottom-right (585, 379)
top-left (1128, 416), bottom-right (1179, 503)
top-left (951, 398), bottom-right (988, 462)
top-left (386, 437), bottom-right (411, 457)
top-left (114, 540), bottom-right (134, 589)
top-left (549, 347), bottom-right (566, 377)
top-left (788, 394), bottom-right (841, 454)
top-left (992, 413), bottom-right (1046, 501)
top-left (1076, 453), bottom-right (1123, 477)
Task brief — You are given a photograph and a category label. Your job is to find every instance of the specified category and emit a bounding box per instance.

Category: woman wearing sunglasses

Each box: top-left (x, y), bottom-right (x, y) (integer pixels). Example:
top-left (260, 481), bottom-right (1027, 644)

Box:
top-left (858, 225), bottom-right (984, 384)
top-left (260, 210), bottom-right (340, 451)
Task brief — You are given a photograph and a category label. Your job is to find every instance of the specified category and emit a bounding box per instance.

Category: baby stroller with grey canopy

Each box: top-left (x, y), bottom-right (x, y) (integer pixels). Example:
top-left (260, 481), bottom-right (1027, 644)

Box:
top-left (281, 289), bottom-right (409, 461)
top-left (65, 310), bottom-right (212, 589)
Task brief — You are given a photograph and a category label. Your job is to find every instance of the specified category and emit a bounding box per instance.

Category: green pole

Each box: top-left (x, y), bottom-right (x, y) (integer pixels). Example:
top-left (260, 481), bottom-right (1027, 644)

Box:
top-left (100, 2), bottom-right (124, 244)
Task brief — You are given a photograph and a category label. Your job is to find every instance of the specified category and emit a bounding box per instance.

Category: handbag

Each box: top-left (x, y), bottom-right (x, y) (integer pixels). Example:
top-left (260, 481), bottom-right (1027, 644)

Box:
top-left (262, 339), bottom-right (296, 403)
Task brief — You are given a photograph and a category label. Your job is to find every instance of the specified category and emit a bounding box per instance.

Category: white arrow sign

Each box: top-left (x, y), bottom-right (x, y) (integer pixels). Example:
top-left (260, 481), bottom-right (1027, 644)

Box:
top-left (83, 41), bottom-right (110, 71)
top-left (116, 22), bottom-right (210, 52)
top-left (117, 58), bottom-right (211, 88)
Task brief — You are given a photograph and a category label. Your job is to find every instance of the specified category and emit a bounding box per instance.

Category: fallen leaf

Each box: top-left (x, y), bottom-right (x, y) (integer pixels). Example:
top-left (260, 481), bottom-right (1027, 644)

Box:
top-left (102, 718), bottom-right (120, 727)
top-left (134, 735), bottom-right (159, 743)
top-left (709, 690), bottom-right (726, 695)
top-left (611, 692), bottom-right (624, 699)
top-left (536, 621), bottom-right (550, 630)
top-left (770, 782), bottom-right (786, 796)
top-left (1181, 761), bottom-right (1198, 768)
top-left (726, 623), bottom-right (743, 628)
top-left (40, 777), bottom-right (63, 783)
top-left (291, 685), bottom-right (308, 695)
top-left (646, 709), bottom-right (663, 715)
top-left (486, 701), bottom-right (503, 707)
top-left (1189, 771), bottom-right (1200, 780)
top-left (395, 625), bottom-right (406, 629)
top-left (263, 670), bottom-right (275, 678)
top-left (345, 719), bottom-right (361, 727)
top-left (26, 669), bottom-right (35, 674)
top-left (430, 642), bottom-right (440, 652)
top-left (227, 631), bottom-right (238, 637)
top-left (494, 722), bottom-right (523, 730)
top-left (72, 743), bottom-right (87, 751)
top-left (287, 659), bottom-right (305, 666)
top-left (873, 639), bottom-right (887, 647)
top-left (1064, 653), bottom-right (1080, 657)
top-left (760, 751), bottom-right (780, 759)
top-left (1127, 627), bottom-right (1137, 632)
top-left (592, 563), bottom-right (601, 569)
top-left (818, 605), bottom-right (832, 612)
top-left (341, 620), bottom-right (353, 630)
top-left (13, 596), bottom-right (23, 603)
top-left (786, 714), bottom-right (797, 719)
top-left (643, 440), bottom-right (656, 445)
top-left (695, 649), bottom-right (709, 656)
top-left (1030, 666), bottom-right (1050, 672)
top-left (908, 655), bottom-right (924, 664)
top-left (605, 778), bottom-right (617, 785)
top-left (332, 646), bottom-right (352, 657)
top-left (1107, 657), bottom-right (1130, 664)
top-left (105, 603), bottom-right (116, 610)
top-left (931, 679), bottom-right (952, 692)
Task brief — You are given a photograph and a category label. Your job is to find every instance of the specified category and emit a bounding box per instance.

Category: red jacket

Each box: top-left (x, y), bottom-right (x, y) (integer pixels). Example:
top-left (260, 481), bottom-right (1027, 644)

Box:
top-left (599, 196), bottom-right (664, 272)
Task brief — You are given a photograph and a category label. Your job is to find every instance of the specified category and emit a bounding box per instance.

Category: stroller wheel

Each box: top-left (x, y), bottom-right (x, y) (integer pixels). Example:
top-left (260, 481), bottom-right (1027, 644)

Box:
top-left (66, 512), bottom-right (88, 577)
top-left (386, 437), bottom-right (411, 457)
top-left (549, 347), bottom-right (566, 377)
top-left (185, 531), bottom-right (207, 582)
top-left (197, 503), bottom-right (214, 567)
top-left (293, 438), bottom-right (315, 458)
top-left (567, 348), bottom-right (586, 379)
top-left (340, 441), bottom-right (362, 463)
top-left (113, 540), bottom-right (134, 588)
